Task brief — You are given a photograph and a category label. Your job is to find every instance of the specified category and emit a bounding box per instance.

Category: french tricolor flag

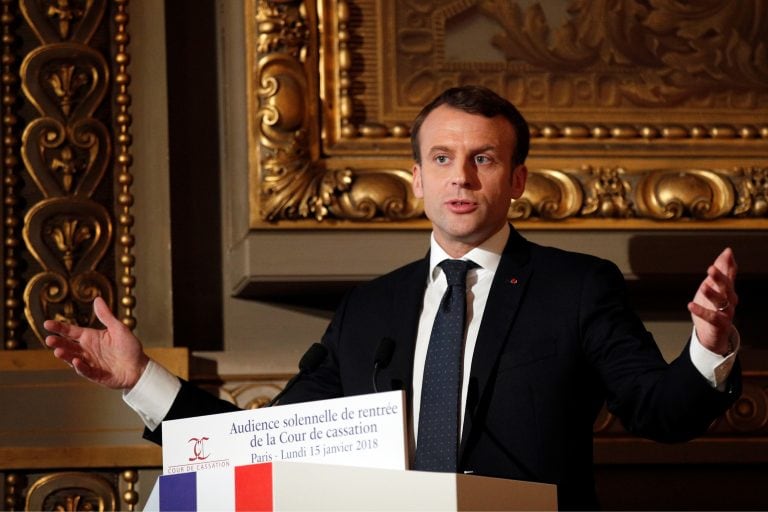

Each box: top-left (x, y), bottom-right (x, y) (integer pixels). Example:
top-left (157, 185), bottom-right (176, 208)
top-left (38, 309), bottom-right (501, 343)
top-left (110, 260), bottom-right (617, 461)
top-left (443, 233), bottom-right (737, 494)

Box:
top-left (150, 464), bottom-right (274, 511)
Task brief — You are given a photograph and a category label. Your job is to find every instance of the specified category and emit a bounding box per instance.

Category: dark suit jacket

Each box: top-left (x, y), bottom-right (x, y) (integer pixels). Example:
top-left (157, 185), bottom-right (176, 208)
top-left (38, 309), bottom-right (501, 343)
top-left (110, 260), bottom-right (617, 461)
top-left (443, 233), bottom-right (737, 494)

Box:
top-left (146, 227), bottom-right (740, 510)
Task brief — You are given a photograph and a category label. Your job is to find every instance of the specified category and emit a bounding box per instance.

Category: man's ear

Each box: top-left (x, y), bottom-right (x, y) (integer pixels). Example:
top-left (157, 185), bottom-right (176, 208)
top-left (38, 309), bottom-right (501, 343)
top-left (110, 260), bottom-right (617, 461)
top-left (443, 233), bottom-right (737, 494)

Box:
top-left (412, 163), bottom-right (424, 198)
top-left (511, 164), bottom-right (527, 199)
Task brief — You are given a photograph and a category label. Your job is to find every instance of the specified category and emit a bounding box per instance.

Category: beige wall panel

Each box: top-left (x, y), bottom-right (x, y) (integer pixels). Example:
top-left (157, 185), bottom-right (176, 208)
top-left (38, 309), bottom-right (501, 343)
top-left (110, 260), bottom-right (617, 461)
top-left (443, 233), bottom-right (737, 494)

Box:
top-left (131, 0), bottom-right (174, 346)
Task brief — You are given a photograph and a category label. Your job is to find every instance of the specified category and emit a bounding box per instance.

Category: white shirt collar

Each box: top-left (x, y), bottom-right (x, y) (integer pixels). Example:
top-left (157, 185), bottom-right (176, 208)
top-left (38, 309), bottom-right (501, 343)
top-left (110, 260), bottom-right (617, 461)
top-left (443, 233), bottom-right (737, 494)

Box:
top-left (428, 224), bottom-right (510, 282)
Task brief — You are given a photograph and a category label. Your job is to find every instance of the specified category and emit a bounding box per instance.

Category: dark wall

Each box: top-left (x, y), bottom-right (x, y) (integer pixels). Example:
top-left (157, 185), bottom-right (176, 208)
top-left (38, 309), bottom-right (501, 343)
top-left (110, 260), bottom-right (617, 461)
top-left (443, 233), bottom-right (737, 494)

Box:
top-left (165, 0), bottom-right (223, 350)
top-left (596, 464), bottom-right (768, 510)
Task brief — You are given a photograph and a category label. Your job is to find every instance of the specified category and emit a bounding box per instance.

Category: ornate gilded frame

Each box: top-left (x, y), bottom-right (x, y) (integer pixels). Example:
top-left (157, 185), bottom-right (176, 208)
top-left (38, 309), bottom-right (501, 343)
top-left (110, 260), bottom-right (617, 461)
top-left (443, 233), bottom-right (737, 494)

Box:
top-left (246, 0), bottom-right (767, 230)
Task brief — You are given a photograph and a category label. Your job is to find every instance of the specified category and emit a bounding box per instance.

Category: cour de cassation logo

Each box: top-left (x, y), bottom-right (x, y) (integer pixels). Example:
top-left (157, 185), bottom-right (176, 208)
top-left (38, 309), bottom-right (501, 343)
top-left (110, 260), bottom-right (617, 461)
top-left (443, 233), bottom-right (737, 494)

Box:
top-left (188, 436), bottom-right (211, 461)
top-left (166, 434), bottom-right (231, 474)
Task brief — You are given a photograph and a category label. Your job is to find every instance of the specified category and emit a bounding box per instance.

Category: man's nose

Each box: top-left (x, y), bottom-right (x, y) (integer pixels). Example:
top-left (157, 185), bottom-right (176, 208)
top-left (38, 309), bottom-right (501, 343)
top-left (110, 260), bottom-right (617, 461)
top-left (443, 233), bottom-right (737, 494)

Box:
top-left (450, 159), bottom-right (474, 186)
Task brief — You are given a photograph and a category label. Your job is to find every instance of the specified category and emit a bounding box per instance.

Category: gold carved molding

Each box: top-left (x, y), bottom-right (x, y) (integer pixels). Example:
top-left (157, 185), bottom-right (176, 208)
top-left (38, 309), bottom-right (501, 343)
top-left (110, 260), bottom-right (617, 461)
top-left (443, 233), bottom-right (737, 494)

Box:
top-left (25, 472), bottom-right (118, 512)
top-left (246, 0), bottom-right (768, 229)
top-left (594, 370), bottom-right (768, 438)
top-left (2, 0), bottom-right (136, 348)
top-left (226, 371), bottom-right (768, 440)
top-left (6, 469), bottom-right (141, 512)
top-left (203, 365), bottom-right (768, 464)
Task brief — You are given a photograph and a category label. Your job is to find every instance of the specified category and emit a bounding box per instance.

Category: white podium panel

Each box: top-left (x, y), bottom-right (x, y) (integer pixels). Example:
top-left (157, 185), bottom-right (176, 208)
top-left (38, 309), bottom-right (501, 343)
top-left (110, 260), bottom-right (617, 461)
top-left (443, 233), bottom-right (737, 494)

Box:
top-left (149, 461), bottom-right (557, 511)
top-left (149, 393), bottom-right (556, 510)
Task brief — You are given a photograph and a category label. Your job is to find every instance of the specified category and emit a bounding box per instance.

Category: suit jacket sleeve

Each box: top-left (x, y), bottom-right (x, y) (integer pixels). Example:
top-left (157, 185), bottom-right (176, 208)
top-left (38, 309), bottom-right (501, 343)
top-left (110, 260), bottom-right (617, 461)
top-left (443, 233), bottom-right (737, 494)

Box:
top-left (581, 257), bottom-right (740, 442)
top-left (142, 291), bottom-right (355, 445)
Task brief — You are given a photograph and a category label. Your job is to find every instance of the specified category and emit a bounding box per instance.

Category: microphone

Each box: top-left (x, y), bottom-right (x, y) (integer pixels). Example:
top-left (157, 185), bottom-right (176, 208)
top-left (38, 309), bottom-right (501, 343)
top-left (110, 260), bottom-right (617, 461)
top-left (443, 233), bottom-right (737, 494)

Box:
top-left (372, 337), bottom-right (396, 393)
top-left (267, 342), bottom-right (328, 407)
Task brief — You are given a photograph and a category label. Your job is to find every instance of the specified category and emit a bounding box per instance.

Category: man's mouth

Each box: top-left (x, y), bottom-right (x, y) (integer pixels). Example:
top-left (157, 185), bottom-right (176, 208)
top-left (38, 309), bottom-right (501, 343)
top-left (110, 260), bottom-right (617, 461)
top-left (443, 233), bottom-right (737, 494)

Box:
top-left (446, 199), bottom-right (478, 213)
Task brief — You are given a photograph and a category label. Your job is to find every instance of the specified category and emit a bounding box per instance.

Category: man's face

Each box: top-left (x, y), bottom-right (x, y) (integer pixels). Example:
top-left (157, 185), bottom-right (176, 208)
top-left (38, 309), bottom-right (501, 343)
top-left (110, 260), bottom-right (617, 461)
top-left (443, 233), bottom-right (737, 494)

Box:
top-left (412, 105), bottom-right (527, 257)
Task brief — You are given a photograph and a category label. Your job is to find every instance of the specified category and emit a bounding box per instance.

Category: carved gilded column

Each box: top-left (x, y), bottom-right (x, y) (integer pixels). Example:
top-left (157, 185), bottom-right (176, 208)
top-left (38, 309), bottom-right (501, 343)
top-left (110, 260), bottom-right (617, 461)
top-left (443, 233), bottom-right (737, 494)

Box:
top-left (11, 0), bottom-right (136, 346)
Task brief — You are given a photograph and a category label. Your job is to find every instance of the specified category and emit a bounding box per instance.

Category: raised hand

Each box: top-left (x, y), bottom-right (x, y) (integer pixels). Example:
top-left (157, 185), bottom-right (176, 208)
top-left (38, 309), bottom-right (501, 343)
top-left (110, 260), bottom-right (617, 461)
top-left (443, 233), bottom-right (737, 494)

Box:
top-left (44, 296), bottom-right (149, 390)
top-left (687, 247), bottom-right (739, 356)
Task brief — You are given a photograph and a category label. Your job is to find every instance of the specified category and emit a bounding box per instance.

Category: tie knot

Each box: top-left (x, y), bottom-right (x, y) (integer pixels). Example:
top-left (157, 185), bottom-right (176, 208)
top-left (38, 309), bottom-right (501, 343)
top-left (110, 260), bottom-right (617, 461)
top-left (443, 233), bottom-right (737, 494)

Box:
top-left (438, 259), bottom-right (474, 287)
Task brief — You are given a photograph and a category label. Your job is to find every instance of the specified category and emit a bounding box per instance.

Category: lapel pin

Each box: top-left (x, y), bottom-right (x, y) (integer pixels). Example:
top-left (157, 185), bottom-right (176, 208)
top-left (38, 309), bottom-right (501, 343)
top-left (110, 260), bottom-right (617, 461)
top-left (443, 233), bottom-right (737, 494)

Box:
top-left (509, 277), bottom-right (519, 284)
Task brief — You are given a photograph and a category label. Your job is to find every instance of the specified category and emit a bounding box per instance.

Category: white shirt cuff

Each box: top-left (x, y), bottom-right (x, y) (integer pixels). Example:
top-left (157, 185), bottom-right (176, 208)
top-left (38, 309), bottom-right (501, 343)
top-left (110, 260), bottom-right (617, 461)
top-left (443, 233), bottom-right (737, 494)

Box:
top-left (122, 359), bottom-right (181, 431)
top-left (689, 326), bottom-right (740, 391)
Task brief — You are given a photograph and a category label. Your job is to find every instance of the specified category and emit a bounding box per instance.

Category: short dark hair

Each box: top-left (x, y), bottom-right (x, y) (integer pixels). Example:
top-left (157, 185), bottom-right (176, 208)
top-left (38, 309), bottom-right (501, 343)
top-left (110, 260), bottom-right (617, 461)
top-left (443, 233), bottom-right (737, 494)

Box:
top-left (410, 85), bottom-right (530, 166)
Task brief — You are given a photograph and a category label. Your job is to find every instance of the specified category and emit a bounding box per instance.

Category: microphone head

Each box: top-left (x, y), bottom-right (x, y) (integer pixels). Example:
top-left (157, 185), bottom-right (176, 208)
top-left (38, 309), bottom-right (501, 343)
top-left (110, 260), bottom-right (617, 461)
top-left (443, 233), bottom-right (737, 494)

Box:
top-left (298, 342), bottom-right (328, 372)
top-left (374, 337), bottom-right (396, 369)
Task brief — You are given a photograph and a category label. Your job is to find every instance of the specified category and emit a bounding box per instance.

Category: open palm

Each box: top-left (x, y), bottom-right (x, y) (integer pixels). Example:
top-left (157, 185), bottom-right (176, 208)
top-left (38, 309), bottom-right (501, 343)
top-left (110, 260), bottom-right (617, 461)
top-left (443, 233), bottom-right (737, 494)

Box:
top-left (44, 296), bottom-right (149, 390)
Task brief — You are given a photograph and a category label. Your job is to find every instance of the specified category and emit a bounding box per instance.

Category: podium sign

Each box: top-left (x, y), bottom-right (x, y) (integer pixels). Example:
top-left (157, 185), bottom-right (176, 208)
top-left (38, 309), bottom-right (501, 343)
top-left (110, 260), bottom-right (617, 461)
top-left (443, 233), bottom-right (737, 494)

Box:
top-left (161, 391), bottom-right (407, 475)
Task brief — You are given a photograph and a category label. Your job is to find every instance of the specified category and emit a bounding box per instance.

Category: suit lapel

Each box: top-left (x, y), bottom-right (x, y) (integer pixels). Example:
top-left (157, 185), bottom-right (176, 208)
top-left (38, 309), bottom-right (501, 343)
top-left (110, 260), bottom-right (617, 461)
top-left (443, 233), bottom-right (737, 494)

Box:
top-left (388, 255), bottom-right (430, 400)
top-left (460, 227), bottom-right (533, 457)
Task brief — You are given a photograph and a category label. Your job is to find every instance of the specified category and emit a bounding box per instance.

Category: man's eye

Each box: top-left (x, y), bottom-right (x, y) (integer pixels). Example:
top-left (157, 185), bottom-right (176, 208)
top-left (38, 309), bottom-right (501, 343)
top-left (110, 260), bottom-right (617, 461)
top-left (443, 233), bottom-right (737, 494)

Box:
top-left (435, 155), bottom-right (449, 164)
top-left (475, 155), bottom-right (491, 164)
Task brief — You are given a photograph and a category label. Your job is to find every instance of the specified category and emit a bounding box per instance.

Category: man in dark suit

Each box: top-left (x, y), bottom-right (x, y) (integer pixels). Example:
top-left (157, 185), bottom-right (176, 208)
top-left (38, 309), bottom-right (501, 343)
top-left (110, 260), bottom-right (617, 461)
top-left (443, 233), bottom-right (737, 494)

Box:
top-left (46, 86), bottom-right (741, 509)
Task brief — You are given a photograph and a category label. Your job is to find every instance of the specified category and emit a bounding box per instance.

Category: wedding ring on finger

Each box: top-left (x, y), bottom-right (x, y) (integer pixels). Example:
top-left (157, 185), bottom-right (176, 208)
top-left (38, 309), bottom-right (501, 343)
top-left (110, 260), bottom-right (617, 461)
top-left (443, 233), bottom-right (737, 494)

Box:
top-left (717, 300), bottom-right (730, 312)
